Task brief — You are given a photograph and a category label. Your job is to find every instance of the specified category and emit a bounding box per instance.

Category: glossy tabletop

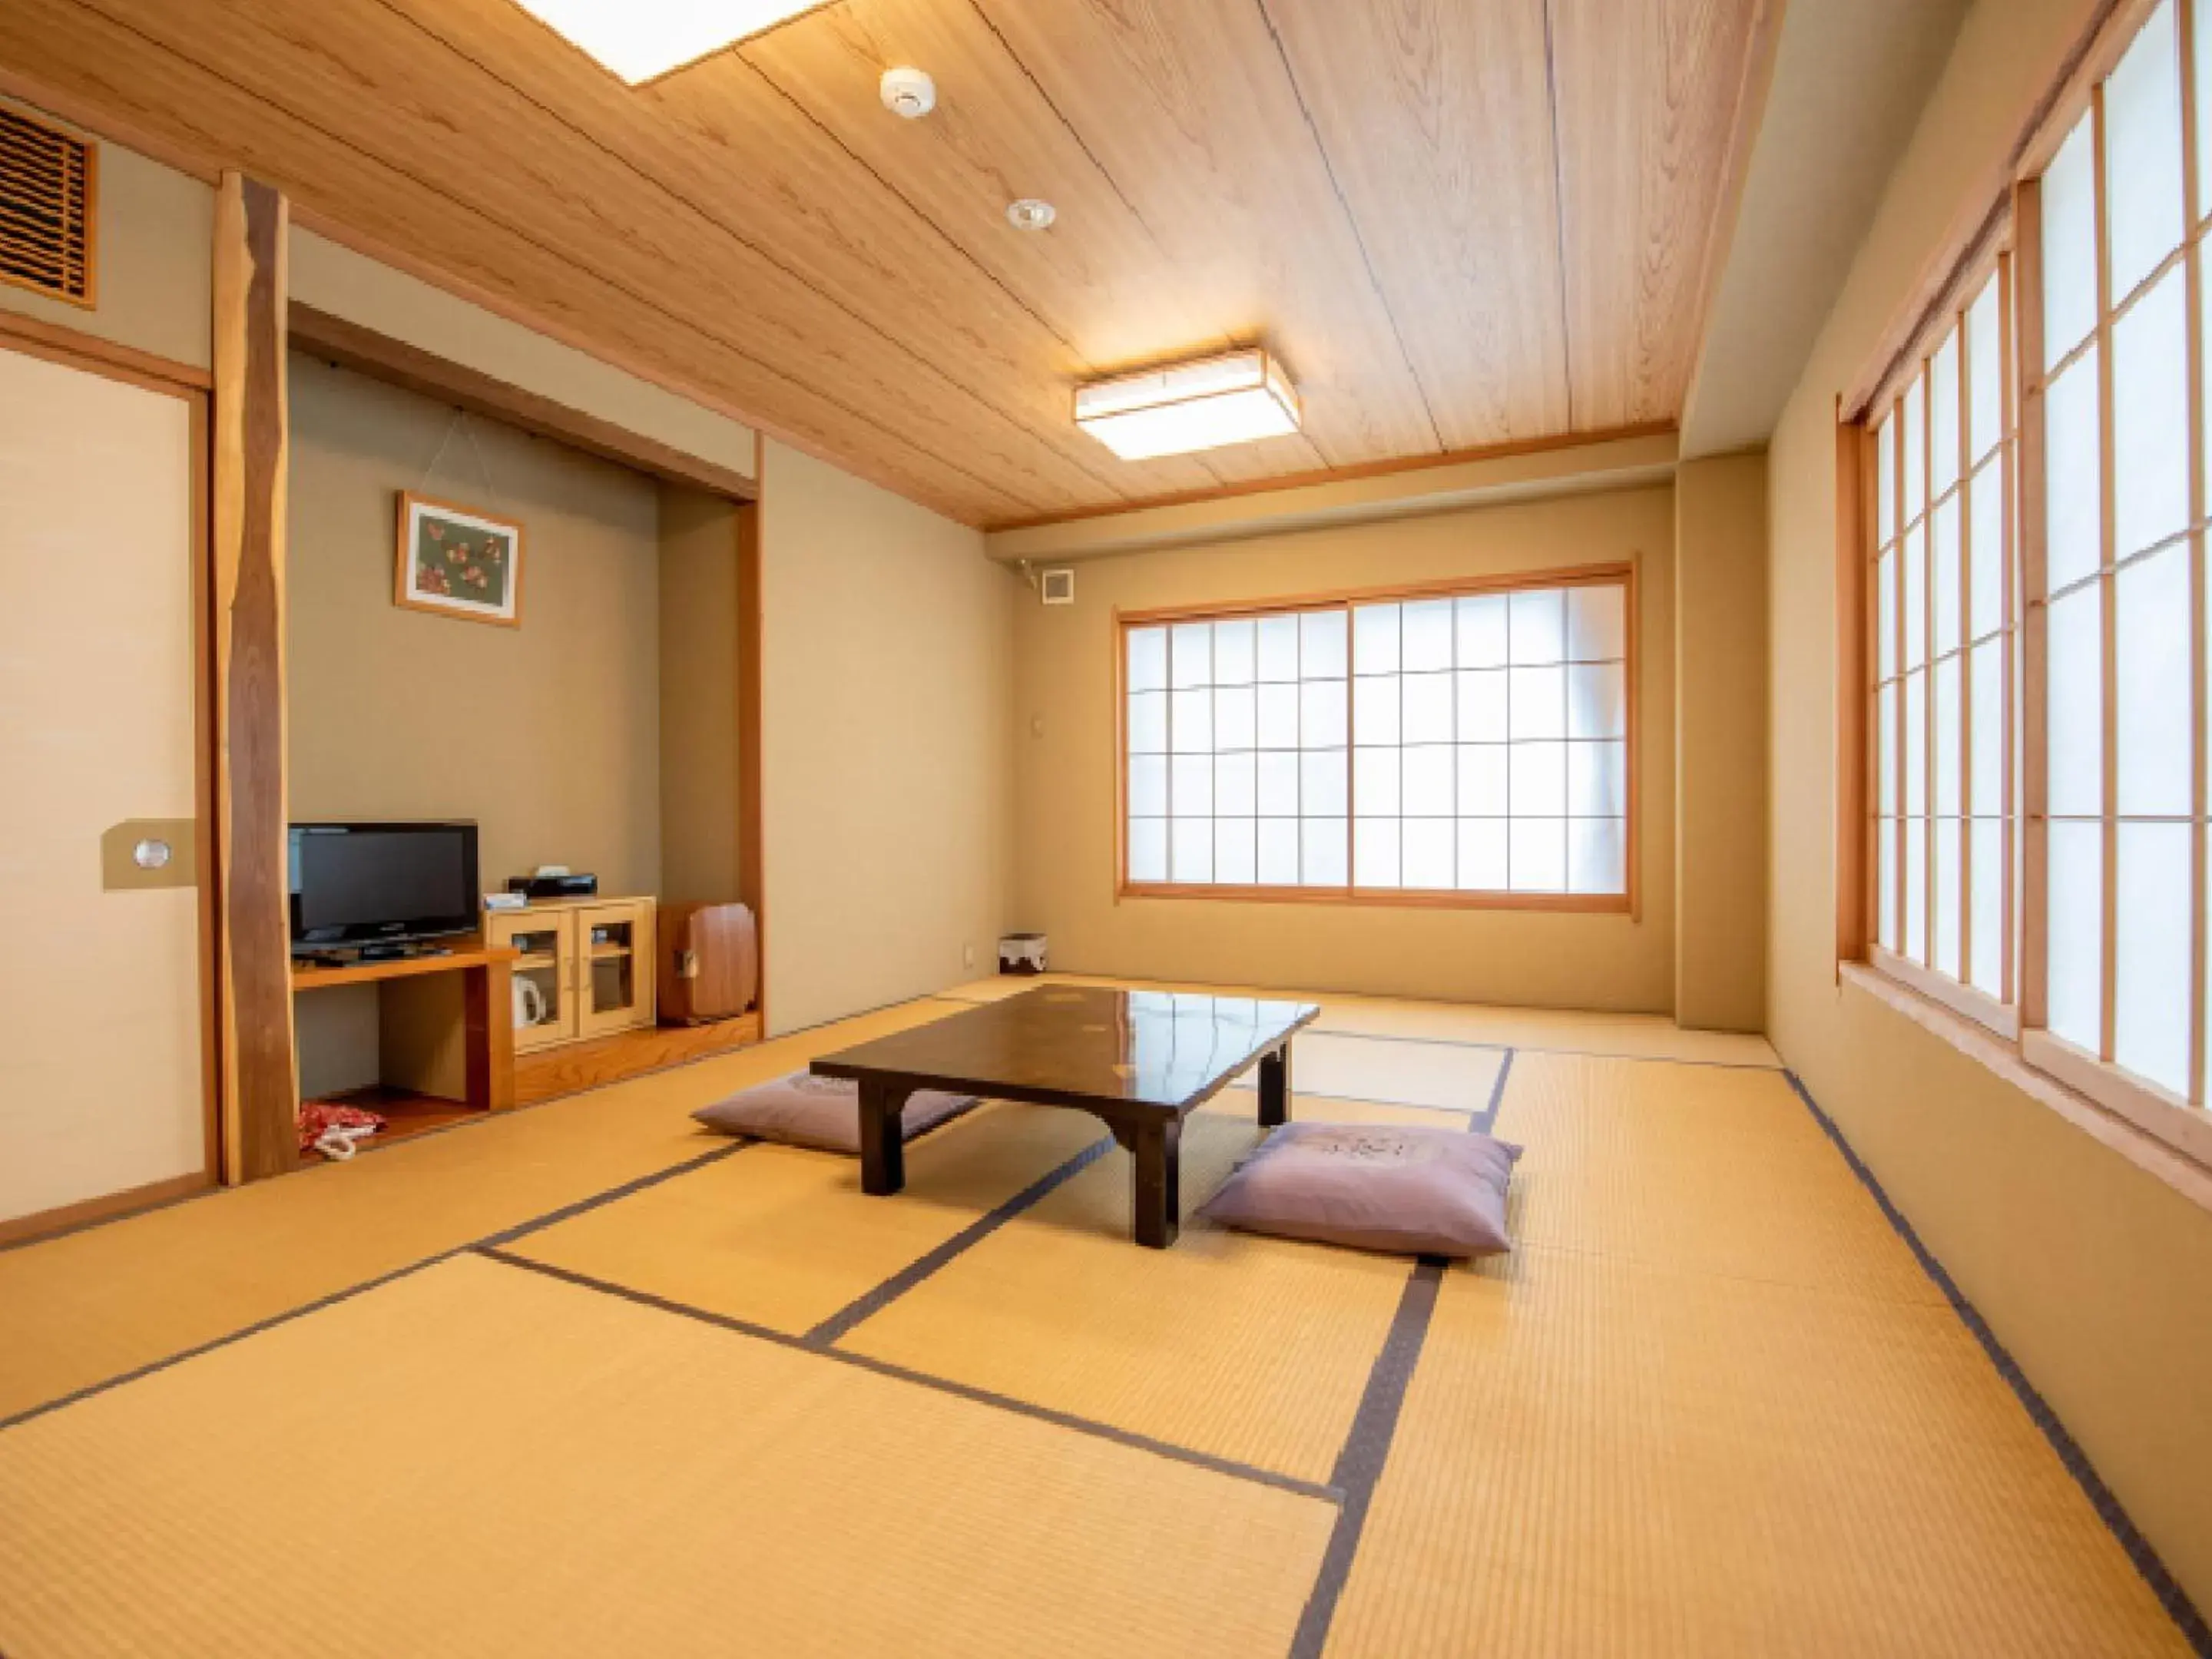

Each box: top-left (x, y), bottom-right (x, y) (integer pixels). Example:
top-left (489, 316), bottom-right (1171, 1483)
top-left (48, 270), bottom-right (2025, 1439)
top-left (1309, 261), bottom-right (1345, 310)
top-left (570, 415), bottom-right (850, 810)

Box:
top-left (811, 985), bottom-right (1318, 1115)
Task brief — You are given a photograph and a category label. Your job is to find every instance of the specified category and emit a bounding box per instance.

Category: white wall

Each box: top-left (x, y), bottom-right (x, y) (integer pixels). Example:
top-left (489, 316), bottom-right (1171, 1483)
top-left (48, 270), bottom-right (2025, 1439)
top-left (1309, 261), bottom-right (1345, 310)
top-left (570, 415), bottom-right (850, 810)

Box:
top-left (758, 438), bottom-right (1015, 1033)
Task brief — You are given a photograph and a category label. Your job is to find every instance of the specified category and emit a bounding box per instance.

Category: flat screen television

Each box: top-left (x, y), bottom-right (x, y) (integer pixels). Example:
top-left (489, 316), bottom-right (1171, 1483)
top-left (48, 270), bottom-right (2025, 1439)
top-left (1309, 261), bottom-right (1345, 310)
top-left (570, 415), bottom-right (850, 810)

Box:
top-left (289, 822), bottom-right (480, 954)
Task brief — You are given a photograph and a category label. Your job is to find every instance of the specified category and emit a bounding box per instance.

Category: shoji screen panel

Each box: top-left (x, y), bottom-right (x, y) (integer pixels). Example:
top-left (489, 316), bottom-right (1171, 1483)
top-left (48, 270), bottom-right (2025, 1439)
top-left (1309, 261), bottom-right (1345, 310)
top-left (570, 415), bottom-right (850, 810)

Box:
top-left (2026, 0), bottom-right (2208, 1104)
top-left (1870, 257), bottom-right (2020, 1025)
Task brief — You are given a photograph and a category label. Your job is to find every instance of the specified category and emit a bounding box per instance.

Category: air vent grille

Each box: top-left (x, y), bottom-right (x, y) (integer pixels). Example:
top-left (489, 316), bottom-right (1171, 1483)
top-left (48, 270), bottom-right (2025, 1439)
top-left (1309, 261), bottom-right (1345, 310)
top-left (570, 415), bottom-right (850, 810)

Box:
top-left (0, 105), bottom-right (97, 307)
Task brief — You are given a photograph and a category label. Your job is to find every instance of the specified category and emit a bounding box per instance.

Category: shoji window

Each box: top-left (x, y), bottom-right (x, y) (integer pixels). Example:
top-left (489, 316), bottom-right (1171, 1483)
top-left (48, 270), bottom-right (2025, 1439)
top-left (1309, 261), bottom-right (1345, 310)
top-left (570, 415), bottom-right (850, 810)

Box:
top-left (2024, 0), bottom-right (2208, 1110)
top-left (1868, 260), bottom-right (2018, 1028)
top-left (1121, 569), bottom-right (1634, 908)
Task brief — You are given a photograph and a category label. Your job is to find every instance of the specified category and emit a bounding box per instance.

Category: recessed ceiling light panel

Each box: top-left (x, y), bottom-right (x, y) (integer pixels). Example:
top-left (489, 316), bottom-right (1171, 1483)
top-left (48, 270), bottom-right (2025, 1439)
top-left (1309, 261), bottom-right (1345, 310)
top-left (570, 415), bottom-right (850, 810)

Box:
top-left (512, 0), bottom-right (830, 84)
top-left (1075, 349), bottom-right (1302, 460)
top-left (1007, 198), bottom-right (1057, 231)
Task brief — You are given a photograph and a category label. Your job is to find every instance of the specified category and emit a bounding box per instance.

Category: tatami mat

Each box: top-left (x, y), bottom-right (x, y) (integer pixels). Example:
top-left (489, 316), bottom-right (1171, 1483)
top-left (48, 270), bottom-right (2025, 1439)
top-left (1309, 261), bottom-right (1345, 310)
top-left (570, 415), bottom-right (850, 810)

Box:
top-left (0, 1253), bottom-right (1336, 1659)
top-left (506, 1102), bottom-right (1107, 1335)
top-left (0, 997), bottom-right (958, 1422)
top-left (937, 974), bottom-right (1780, 1067)
top-left (837, 1110), bottom-right (1415, 1487)
top-left (1495, 1051), bottom-right (1942, 1303)
top-left (0, 988), bottom-right (2192, 1657)
top-left (1323, 1246), bottom-right (2190, 1657)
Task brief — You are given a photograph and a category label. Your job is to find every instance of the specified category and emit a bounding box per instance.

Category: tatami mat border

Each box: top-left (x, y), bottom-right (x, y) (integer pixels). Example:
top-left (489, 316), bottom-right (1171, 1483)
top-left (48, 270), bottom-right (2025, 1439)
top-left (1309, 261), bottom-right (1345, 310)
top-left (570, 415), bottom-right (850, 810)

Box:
top-left (806, 1135), bottom-right (1115, 1345)
top-left (0, 1141), bottom-right (752, 1433)
top-left (1786, 1071), bottom-right (2212, 1654)
top-left (477, 1247), bottom-right (1342, 1505)
top-left (1472, 1051), bottom-right (1515, 1134)
top-left (1287, 1259), bottom-right (1446, 1658)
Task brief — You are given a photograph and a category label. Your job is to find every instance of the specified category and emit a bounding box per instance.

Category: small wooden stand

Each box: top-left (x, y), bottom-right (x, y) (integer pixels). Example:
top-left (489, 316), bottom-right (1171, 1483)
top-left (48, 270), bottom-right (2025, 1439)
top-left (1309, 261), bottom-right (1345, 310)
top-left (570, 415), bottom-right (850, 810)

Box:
top-left (290, 948), bottom-right (518, 1157)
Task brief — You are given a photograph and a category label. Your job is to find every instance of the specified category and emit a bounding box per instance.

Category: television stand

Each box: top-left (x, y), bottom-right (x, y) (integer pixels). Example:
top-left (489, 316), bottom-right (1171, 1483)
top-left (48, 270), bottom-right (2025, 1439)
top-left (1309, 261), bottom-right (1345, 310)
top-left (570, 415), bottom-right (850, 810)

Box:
top-left (290, 947), bottom-right (518, 1160)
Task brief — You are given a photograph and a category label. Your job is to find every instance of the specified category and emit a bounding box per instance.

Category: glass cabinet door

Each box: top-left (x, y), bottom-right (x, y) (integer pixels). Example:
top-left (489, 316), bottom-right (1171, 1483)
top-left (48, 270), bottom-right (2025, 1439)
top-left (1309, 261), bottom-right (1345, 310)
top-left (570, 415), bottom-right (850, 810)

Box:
top-left (577, 904), bottom-right (654, 1038)
top-left (499, 914), bottom-right (576, 1052)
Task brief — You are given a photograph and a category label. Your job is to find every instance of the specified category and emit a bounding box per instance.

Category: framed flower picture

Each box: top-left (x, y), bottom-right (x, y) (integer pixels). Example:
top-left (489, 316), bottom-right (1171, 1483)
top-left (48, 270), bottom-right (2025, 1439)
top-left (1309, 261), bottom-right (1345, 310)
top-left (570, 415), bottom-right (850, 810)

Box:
top-left (394, 492), bottom-right (525, 628)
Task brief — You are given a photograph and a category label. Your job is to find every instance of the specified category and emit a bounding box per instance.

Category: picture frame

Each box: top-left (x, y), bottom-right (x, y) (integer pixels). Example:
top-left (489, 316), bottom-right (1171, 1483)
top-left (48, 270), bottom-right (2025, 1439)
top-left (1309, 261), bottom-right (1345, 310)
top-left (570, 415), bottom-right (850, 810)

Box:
top-left (393, 492), bottom-right (525, 628)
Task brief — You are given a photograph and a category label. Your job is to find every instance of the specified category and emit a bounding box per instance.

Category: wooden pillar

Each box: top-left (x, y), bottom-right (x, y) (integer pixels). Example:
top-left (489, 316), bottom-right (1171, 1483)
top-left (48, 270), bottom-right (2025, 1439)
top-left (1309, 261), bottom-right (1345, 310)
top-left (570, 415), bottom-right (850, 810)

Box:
top-left (212, 172), bottom-right (296, 1183)
top-left (736, 433), bottom-right (767, 1034)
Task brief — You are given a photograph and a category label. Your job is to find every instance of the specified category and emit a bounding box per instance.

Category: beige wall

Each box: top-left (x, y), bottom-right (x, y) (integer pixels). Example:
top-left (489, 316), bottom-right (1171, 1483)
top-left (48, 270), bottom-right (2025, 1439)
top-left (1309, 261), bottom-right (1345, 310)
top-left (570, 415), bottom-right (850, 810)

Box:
top-left (1767, 0), bottom-right (2212, 1605)
top-left (657, 485), bottom-right (743, 906)
top-left (1675, 453), bottom-right (1769, 1031)
top-left (287, 352), bottom-right (662, 902)
top-left (1011, 486), bottom-right (1678, 1012)
top-left (0, 96), bottom-right (210, 370)
top-left (757, 438), bottom-right (1014, 1035)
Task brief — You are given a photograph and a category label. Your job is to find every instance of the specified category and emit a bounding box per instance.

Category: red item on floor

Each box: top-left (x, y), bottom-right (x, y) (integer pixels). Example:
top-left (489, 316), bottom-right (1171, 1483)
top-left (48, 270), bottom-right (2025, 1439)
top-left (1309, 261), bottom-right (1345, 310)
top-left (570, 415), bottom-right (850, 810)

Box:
top-left (297, 1101), bottom-right (386, 1158)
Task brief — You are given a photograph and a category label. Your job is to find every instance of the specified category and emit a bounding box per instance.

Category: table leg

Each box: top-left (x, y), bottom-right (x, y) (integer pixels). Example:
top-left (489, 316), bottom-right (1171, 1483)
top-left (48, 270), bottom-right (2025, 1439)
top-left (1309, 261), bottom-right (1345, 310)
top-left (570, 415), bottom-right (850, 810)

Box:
top-left (1132, 1118), bottom-right (1182, 1249)
top-left (858, 1079), bottom-right (910, 1197)
top-left (1259, 1042), bottom-right (1291, 1128)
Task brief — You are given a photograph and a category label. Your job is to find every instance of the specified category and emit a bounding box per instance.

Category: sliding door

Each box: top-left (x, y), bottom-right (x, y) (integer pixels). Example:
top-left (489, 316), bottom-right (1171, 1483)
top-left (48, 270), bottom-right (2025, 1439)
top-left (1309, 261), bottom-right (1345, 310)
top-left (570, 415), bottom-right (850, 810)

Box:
top-left (0, 338), bottom-right (210, 1230)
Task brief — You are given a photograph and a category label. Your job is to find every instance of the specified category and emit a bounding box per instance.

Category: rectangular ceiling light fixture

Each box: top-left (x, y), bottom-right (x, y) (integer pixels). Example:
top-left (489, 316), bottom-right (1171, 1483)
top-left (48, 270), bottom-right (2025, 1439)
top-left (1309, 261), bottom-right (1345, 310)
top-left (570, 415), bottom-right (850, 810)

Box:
top-left (1075, 349), bottom-right (1302, 461)
top-left (511, 0), bottom-right (830, 84)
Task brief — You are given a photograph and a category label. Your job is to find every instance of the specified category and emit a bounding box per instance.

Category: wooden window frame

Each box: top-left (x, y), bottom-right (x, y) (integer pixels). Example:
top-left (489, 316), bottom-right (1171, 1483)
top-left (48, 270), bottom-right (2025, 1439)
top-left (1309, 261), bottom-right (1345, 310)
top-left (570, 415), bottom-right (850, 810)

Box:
top-left (1114, 562), bottom-right (1641, 916)
top-left (1839, 0), bottom-right (2212, 1180)
top-left (1856, 243), bottom-right (2023, 1043)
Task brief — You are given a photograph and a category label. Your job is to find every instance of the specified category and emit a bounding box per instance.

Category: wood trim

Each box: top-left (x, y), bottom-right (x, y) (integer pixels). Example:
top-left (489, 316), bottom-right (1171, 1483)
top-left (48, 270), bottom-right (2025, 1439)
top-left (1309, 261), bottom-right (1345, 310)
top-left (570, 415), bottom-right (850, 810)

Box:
top-left (2022, 1027), bottom-right (2212, 1170)
top-left (1843, 962), bottom-right (2212, 1212)
top-left (211, 171), bottom-right (296, 1185)
top-left (0, 1171), bottom-right (215, 1250)
top-left (2186, 0), bottom-right (2210, 1108)
top-left (1836, 409), bottom-right (1870, 972)
top-left (1117, 561), bottom-right (1636, 628)
top-left (0, 304), bottom-right (209, 392)
top-left (2014, 0), bottom-right (2164, 180)
top-left (1869, 945), bottom-right (2021, 1039)
top-left (2017, 176), bottom-right (2053, 1032)
top-left (1117, 882), bottom-right (1631, 915)
top-left (2093, 85), bottom-right (2119, 1064)
top-left (985, 423), bottom-right (1678, 535)
top-left (288, 300), bottom-right (758, 502)
top-left (289, 944), bottom-right (519, 991)
top-left (1841, 0), bottom-right (2125, 420)
top-left (1626, 553), bottom-right (1644, 925)
top-left (190, 388), bottom-right (222, 1190)
top-left (735, 431), bottom-right (767, 1034)
top-left (391, 489), bottom-right (526, 629)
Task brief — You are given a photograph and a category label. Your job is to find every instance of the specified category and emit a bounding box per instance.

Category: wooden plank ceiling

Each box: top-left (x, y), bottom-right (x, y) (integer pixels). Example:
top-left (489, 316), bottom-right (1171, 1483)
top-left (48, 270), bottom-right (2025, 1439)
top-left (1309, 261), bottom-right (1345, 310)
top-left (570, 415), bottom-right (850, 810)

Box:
top-left (0, 0), bottom-right (1765, 527)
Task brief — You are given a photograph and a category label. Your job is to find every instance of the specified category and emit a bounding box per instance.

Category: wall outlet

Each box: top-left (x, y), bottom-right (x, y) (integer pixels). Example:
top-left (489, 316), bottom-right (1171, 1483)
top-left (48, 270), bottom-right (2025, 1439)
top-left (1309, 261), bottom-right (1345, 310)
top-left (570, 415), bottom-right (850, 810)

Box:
top-left (962, 942), bottom-right (976, 969)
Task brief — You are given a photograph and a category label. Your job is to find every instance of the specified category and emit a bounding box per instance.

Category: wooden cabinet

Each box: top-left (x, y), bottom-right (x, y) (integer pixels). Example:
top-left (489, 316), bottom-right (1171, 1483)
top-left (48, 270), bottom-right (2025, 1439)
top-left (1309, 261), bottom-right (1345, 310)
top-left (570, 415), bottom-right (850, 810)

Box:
top-left (485, 897), bottom-right (655, 1053)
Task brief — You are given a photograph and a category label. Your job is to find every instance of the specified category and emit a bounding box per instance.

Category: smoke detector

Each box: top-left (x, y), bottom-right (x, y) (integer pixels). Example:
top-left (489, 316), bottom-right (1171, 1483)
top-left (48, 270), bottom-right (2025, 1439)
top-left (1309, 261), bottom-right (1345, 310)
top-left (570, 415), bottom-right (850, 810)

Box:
top-left (880, 66), bottom-right (936, 118)
top-left (1007, 198), bottom-right (1057, 231)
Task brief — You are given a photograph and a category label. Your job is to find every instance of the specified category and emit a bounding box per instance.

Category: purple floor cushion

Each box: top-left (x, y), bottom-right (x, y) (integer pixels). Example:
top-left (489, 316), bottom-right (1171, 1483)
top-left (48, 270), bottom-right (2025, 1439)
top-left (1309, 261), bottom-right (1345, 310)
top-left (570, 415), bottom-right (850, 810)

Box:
top-left (693, 1071), bottom-right (980, 1154)
top-left (1202, 1121), bottom-right (1521, 1258)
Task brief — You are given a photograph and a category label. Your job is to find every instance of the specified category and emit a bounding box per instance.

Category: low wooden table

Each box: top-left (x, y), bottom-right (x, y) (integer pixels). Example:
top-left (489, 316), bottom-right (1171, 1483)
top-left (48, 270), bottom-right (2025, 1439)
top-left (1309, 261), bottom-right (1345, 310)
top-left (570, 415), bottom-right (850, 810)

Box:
top-left (810, 985), bottom-right (1319, 1248)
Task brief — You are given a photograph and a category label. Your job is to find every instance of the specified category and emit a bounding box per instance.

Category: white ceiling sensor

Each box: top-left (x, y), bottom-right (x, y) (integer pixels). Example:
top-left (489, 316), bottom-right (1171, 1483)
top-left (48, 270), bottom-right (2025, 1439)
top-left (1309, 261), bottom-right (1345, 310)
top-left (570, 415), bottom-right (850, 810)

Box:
top-left (1075, 348), bottom-right (1301, 461)
top-left (512, 0), bottom-right (830, 84)
top-left (880, 66), bottom-right (937, 118)
top-left (1007, 198), bottom-right (1058, 231)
